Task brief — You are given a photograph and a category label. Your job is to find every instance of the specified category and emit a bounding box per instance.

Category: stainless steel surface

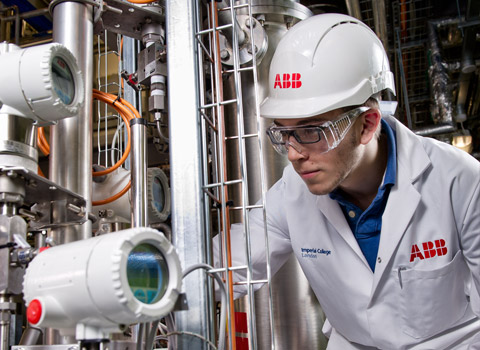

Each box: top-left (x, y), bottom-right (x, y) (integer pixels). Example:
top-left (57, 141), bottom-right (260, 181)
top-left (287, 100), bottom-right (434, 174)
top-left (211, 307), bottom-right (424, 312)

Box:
top-left (130, 120), bottom-right (148, 227)
top-left (224, 21), bottom-right (289, 214)
top-left (18, 327), bottom-right (43, 346)
top-left (166, 1), bottom-right (210, 349)
top-left (136, 44), bottom-right (167, 84)
top-left (0, 174), bottom-right (25, 205)
top-left (93, 0), bottom-right (164, 40)
top-left (0, 115), bottom-right (36, 147)
top-left (0, 212), bottom-right (26, 350)
top-left (0, 114), bottom-right (37, 172)
top-left (0, 166), bottom-right (85, 207)
top-left (413, 123), bottom-right (456, 136)
top-left (0, 214), bottom-right (27, 293)
top-left (219, 15), bottom-right (268, 67)
top-left (372, 0), bottom-right (388, 50)
top-left (12, 344), bottom-right (79, 350)
top-left (255, 255), bottom-right (328, 349)
top-left (345, 0), bottom-right (362, 20)
top-left (237, 0), bottom-right (312, 21)
top-left (0, 203), bottom-right (16, 216)
top-left (217, 0), bottom-right (246, 47)
top-left (0, 294), bottom-right (14, 350)
top-left (0, 318), bottom-right (8, 350)
top-left (51, 1), bottom-right (93, 242)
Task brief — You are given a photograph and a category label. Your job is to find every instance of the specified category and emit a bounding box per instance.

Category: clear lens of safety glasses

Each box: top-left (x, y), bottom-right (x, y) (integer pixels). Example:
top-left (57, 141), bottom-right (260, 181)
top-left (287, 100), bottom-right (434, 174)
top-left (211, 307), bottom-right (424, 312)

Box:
top-left (266, 106), bottom-right (369, 155)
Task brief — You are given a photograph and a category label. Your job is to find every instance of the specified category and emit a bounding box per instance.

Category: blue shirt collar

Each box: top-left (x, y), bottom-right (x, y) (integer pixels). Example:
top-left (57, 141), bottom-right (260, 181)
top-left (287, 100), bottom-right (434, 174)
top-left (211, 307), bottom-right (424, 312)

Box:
top-left (380, 119), bottom-right (397, 189)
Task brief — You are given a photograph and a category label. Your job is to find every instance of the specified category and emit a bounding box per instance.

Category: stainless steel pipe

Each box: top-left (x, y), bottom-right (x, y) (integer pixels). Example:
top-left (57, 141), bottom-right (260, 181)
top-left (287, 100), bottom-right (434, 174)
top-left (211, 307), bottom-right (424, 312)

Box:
top-left (217, 0), bottom-right (246, 47)
top-left (51, 1), bottom-right (93, 243)
top-left (130, 118), bottom-right (148, 227)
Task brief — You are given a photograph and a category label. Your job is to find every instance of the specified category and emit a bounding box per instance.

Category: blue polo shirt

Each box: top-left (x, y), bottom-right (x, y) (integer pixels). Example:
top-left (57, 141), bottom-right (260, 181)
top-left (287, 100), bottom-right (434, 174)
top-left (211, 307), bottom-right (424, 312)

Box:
top-left (329, 120), bottom-right (397, 272)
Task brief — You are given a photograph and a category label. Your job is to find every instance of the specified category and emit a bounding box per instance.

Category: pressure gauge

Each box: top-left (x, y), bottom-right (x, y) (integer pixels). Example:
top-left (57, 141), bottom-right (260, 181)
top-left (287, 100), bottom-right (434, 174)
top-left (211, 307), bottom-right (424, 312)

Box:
top-left (23, 227), bottom-right (182, 340)
top-left (0, 42), bottom-right (84, 124)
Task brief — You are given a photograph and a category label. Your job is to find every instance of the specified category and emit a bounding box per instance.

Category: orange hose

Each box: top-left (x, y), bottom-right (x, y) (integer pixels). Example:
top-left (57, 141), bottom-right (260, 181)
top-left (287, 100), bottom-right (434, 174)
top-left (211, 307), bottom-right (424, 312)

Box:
top-left (126, 0), bottom-right (157, 3)
top-left (37, 89), bottom-right (140, 205)
top-left (37, 127), bottom-right (50, 156)
top-left (211, 2), bottom-right (237, 347)
top-left (37, 166), bottom-right (45, 178)
top-left (92, 180), bottom-right (131, 206)
top-left (92, 89), bottom-right (137, 177)
top-left (119, 37), bottom-right (124, 91)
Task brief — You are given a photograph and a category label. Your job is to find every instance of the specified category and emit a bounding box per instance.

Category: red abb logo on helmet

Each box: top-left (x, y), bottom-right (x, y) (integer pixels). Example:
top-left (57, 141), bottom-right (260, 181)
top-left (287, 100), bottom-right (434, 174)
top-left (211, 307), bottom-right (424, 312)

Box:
top-left (410, 239), bottom-right (447, 262)
top-left (274, 73), bottom-right (302, 89)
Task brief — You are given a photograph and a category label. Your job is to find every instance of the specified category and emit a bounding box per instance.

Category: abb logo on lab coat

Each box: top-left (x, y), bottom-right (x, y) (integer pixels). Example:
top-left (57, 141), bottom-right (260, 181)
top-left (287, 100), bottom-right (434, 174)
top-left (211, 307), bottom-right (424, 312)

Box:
top-left (410, 239), bottom-right (448, 262)
top-left (273, 73), bottom-right (302, 89)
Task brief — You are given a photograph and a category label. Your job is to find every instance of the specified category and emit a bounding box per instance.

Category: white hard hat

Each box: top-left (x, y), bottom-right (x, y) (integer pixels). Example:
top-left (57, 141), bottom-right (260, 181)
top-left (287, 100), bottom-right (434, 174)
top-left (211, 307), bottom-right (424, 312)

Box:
top-left (260, 13), bottom-right (396, 119)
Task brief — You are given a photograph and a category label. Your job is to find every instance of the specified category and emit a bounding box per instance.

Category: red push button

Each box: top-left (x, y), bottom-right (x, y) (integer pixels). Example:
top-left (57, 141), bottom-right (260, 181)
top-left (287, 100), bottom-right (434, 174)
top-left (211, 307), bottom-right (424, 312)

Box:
top-left (27, 299), bottom-right (42, 324)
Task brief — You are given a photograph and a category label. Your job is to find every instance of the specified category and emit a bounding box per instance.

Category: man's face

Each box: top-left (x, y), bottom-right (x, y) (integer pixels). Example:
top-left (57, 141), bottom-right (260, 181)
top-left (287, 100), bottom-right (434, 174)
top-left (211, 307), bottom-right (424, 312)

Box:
top-left (274, 109), bottom-right (363, 195)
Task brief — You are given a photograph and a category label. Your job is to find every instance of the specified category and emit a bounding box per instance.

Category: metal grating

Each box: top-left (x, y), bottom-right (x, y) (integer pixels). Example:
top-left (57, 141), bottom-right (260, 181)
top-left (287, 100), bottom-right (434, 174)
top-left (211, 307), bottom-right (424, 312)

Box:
top-left (359, 0), bottom-right (375, 29)
top-left (194, 1), bottom-right (274, 349)
top-left (392, 0), bottom-right (435, 127)
top-left (95, 31), bottom-right (126, 168)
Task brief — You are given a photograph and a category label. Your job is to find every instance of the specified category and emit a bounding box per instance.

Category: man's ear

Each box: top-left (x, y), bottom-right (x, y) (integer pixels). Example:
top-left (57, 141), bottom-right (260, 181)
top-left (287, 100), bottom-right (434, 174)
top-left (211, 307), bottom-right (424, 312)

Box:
top-left (359, 108), bottom-right (381, 145)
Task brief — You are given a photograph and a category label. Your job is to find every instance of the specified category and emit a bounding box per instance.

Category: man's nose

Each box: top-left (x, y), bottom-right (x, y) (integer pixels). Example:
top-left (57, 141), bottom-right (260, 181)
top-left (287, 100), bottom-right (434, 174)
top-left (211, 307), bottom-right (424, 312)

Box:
top-left (286, 139), bottom-right (305, 161)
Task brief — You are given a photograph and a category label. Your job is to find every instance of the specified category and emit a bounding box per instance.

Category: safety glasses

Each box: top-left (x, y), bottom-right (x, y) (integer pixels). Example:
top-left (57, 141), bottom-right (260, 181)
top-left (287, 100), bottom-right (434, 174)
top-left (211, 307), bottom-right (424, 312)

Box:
top-left (266, 106), bottom-right (369, 155)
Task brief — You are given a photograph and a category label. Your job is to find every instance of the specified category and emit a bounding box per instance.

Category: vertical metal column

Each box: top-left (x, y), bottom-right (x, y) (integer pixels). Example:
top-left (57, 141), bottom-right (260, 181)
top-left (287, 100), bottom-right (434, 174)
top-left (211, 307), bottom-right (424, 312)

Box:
top-left (166, 2), bottom-right (210, 349)
top-left (130, 118), bottom-right (148, 227)
top-left (122, 37), bottom-right (139, 171)
top-left (50, 2), bottom-right (93, 243)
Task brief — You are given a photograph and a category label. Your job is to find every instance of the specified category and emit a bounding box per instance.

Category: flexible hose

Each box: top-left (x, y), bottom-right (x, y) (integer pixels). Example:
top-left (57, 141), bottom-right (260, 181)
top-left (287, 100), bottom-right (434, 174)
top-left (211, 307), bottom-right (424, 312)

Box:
top-left (92, 180), bottom-right (131, 207)
top-left (126, 0), bottom-right (158, 3)
top-left (37, 127), bottom-right (50, 156)
top-left (92, 89), bottom-right (136, 177)
top-left (92, 89), bottom-right (138, 205)
top-left (36, 89), bottom-right (139, 205)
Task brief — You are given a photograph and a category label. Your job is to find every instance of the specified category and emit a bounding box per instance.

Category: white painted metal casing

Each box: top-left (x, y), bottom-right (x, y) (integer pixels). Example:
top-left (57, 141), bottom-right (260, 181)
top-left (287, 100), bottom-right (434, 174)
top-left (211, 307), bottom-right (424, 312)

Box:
top-left (23, 227), bottom-right (182, 340)
top-left (0, 43), bottom-right (84, 124)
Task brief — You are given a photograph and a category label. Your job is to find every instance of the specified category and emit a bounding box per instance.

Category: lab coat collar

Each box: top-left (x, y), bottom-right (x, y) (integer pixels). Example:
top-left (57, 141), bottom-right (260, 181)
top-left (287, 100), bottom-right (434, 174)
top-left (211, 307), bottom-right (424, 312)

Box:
top-left (384, 115), bottom-right (431, 184)
top-left (316, 194), bottom-right (371, 270)
top-left (315, 116), bottom-right (432, 285)
top-left (371, 116), bottom-right (430, 291)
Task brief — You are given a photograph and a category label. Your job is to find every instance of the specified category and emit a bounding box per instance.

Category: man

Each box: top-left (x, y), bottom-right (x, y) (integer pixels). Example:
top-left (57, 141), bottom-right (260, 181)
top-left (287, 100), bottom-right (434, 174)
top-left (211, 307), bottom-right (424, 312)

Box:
top-left (219, 13), bottom-right (480, 349)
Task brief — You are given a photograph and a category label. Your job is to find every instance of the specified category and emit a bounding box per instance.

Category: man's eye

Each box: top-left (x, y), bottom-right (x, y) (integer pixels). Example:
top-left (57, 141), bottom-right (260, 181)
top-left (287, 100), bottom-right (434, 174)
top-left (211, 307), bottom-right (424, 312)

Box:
top-left (297, 128), bottom-right (318, 141)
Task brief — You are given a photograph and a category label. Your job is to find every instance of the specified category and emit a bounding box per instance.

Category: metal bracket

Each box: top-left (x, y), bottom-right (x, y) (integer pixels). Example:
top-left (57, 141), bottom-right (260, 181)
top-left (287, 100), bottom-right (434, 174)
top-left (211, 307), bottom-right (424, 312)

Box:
top-left (173, 293), bottom-right (189, 311)
top-left (93, 0), bottom-right (165, 40)
top-left (0, 166), bottom-right (89, 229)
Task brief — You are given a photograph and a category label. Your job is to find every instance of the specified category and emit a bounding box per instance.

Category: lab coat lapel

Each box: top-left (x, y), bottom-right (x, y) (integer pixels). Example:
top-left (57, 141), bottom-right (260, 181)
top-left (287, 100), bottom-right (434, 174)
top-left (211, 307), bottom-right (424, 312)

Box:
top-left (316, 195), bottom-right (371, 269)
top-left (372, 116), bottom-right (431, 290)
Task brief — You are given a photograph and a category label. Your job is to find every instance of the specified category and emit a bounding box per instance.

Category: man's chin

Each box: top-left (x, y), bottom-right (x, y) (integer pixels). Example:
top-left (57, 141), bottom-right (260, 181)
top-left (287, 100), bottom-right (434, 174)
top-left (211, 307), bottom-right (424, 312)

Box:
top-left (304, 182), bottom-right (333, 196)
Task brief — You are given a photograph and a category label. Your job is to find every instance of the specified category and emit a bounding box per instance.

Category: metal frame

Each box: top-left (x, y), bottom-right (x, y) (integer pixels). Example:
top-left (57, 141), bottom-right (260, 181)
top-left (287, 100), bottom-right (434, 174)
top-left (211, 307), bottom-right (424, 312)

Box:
top-left (195, 1), bottom-right (274, 348)
top-left (166, 2), bottom-right (211, 349)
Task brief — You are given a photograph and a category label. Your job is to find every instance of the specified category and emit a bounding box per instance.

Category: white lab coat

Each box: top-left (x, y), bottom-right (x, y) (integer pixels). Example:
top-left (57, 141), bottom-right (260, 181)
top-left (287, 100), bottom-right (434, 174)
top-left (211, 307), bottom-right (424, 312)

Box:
top-left (221, 116), bottom-right (480, 349)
